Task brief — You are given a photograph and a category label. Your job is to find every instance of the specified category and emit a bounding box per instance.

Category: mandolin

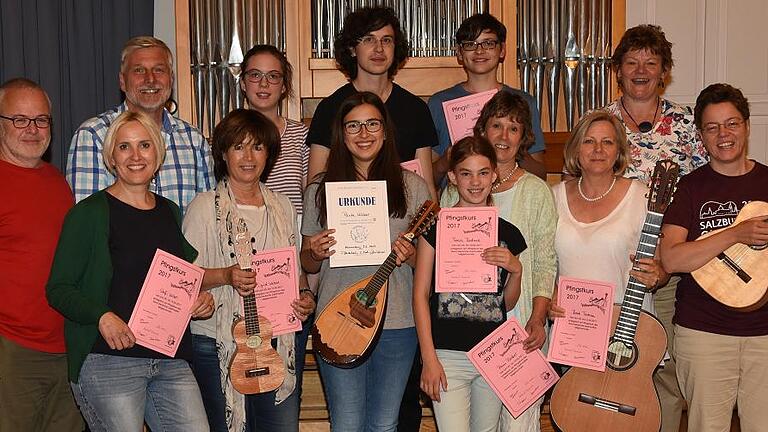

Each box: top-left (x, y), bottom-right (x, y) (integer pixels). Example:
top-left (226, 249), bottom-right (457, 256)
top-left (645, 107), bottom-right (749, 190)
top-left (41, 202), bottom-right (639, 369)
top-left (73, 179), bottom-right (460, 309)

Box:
top-left (692, 200), bottom-right (768, 311)
top-left (312, 200), bottom-right (440, 367)
top-left (550, 160), bottom-right (680, 432)
top-left (229, 219), bottom-right (286, 394)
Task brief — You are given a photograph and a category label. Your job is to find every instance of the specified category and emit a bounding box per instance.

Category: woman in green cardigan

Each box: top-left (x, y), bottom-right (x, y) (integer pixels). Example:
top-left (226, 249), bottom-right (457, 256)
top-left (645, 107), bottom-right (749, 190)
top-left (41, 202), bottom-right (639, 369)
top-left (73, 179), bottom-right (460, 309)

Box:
top-left (47, 111), bottom-right (214, 432)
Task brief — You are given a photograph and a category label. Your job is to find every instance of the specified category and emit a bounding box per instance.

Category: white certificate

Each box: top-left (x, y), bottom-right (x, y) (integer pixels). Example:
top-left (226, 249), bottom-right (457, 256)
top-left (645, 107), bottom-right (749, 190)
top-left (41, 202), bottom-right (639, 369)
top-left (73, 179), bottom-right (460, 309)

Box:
top-left (325, 181), bottom-right (391, 268)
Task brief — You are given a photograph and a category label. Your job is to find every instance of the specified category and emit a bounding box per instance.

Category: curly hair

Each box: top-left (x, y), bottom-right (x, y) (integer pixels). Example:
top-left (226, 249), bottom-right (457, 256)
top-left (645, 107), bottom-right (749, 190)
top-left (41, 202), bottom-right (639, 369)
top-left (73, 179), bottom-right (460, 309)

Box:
top-left (333, 6), bottom-right (408, 80)
top-left (240, 44), bottom-right (294, 103)
top-left (694, 83), bottom-right (750, 129)
top-left (613, 25), bottom-right (673, 89)
top-left (211, 109), bottom-right (281, 183)
top-left (473, 91), bottom-right (534, 160)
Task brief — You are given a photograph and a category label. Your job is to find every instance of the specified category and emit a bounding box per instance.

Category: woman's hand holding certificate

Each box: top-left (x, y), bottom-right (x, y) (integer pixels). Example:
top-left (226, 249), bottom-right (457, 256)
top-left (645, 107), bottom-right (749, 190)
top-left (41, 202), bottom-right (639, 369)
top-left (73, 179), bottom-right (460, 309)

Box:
top-left (547, 277), bottom-right (615, 371)
top-left (128, 249), bottom-right (204, 357)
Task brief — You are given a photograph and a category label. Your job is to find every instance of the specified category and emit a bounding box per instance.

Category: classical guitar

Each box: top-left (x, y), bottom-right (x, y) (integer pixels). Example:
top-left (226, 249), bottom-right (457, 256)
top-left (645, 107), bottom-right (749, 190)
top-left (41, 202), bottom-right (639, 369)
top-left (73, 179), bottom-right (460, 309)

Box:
top-left (229, 219), bottom-right (286, 394)
top-left (692, 201), bottom-right (768, 311)
top-left (550, 160), bottom-right (680, 432)
top-left (312, 200), bottom-right (440, 367)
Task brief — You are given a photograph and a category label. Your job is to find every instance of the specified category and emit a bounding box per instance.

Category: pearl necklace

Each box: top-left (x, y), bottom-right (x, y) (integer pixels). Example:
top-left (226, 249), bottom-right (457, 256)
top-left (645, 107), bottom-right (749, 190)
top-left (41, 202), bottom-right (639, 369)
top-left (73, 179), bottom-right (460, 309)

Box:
top-left (492, 163), bottom-right (519, 191)
top-left (578, 176), bottom-right (617, 202)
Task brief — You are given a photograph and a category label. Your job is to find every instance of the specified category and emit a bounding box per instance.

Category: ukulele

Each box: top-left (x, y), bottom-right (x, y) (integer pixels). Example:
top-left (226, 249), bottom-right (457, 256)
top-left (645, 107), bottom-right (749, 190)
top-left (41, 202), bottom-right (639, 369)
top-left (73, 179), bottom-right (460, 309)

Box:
top-left (550, 160), bottom-right (680, 432)
top-left (312, 200), bottom-right (440, 367)
top-left (692, 200), bottom-right (768, 311)
top-left (229, 219), bottom-right (286, 394)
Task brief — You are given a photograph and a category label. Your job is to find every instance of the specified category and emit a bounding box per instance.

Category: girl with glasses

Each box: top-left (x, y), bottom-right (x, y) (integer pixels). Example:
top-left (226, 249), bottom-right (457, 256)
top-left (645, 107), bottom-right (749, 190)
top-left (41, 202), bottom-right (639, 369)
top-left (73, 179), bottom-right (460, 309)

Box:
top-left (301, 92), bottom-right (430, 431)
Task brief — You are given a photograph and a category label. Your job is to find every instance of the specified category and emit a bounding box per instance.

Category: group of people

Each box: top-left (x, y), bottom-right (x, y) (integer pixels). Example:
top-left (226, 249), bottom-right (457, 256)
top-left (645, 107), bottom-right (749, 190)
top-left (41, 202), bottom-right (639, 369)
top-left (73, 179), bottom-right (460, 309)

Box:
top-left (1, 7), bottom-right (766, 432)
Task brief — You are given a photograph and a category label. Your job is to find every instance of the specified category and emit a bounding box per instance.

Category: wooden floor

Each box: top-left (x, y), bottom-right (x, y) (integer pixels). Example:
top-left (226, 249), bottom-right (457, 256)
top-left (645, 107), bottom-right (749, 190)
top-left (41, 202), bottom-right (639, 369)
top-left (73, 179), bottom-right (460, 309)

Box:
top-left (298, 343), bottom-right (740, 432)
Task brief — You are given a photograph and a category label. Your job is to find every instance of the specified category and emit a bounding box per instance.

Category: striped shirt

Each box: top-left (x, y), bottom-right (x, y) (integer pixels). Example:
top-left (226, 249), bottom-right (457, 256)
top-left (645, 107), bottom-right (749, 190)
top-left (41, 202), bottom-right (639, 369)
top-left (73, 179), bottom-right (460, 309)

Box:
top-left (265, 118), bottom-right (309, 214)
top-left (66, 103), bottom-right (214, 214)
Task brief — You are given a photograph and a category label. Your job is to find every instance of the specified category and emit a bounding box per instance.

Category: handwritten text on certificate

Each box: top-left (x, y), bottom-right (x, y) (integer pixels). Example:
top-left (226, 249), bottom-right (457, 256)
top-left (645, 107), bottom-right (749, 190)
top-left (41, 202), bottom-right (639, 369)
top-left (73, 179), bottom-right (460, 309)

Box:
top-left (128, 249), bottom-right (203, 357)
top-left (442, 89), bottom-right (498, 144)
top-left (252, 247), bottom-right (302, 336)
top-left (468, 317), bottom-right (559, 418)
top-left (325, 181), bottom-right (391, 268)
top-left (436, 206), bottom-right (498, 293)
top-left (548, 277), bottom-right (615, 371)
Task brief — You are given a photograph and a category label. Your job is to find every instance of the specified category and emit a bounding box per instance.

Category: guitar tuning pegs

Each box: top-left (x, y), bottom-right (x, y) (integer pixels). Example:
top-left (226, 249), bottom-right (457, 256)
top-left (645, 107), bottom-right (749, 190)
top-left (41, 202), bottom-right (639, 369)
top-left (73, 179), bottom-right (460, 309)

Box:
top-left (250, 237), bottom-right (256, 243)
top-left (230, 252), bottom-right (235, 258)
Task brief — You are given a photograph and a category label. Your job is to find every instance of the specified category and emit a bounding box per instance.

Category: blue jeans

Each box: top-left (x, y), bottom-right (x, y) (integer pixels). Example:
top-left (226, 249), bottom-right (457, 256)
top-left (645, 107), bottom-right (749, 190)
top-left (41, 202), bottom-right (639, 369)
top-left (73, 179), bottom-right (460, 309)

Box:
top-left (318, 327), bottom-right (418, 432)
top-left (192, 333), bottom-right (305, 432)
top-left (191, 334), bottom-right (228, 432)
top-left (71, 353), bottom-right (208, 432)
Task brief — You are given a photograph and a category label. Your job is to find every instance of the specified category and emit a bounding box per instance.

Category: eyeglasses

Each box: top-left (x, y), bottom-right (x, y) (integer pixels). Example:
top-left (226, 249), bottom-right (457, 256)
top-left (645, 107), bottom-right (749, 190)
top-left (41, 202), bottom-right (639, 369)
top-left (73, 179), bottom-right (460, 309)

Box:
top-left (458, 39), bottom-right (500, 51)
top-left (358, 35), bottom-right (395, 48)
top-left (0, 115), bottom-right (52, 129)
top-left (344, 119), bottom-right (383, 135)
top-left (701, 118), bottom-right (745, 136)
top-left (242, 69), bottom-right (284, 85)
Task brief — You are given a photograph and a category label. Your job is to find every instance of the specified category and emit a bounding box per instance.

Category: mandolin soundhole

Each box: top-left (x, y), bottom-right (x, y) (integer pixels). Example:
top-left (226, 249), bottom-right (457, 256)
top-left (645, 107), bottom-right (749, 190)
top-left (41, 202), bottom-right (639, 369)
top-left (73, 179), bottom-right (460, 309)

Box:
top-left (606, 339), bottom-right (637, 371)
top-left (354, 290), bottom-right (377, 307)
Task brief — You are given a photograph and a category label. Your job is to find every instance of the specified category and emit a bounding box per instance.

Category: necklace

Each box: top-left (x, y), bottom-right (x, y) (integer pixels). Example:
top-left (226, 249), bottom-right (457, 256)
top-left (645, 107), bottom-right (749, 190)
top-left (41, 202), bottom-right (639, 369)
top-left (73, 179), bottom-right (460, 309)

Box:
top-left (621, 97), bottom-right (659, 133)
top-left (492, 163), bottom-right (519, 191)
top-left (578, 176), bottom-right (617, 202)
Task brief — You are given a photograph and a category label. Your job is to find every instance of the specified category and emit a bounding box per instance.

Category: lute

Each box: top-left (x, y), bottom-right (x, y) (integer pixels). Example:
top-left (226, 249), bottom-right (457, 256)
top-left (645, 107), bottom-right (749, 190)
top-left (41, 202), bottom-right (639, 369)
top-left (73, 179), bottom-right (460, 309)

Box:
top-left (312, 200), bottom-right (440, 367)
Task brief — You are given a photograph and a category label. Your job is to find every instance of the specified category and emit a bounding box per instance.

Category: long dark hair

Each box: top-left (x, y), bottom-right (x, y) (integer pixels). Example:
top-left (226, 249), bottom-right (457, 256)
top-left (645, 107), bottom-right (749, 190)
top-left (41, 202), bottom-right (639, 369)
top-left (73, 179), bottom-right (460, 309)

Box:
top-left (313, 91), bottom-right (406, 225)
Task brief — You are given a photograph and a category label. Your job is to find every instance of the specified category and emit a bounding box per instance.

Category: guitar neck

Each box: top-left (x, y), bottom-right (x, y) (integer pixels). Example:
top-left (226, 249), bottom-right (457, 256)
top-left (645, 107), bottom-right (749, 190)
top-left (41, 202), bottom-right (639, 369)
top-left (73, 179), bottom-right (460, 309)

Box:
top-left (242, 292), bottom-right (261, 336)
top-left (613, 211), bottom-right (663, 345)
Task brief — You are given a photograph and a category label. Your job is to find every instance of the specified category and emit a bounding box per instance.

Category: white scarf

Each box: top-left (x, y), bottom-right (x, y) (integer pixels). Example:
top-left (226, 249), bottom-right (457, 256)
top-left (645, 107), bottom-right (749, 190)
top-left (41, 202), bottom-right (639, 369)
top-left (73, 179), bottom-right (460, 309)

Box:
top-left (212, 179), bottom-right (297, 432)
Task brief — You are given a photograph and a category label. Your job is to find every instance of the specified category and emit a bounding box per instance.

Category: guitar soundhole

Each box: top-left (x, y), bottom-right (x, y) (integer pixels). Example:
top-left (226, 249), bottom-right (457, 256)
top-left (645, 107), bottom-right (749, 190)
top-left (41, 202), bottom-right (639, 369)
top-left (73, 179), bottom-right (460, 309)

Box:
top-left (246, 335), bottom-right (262, 349)
top-left (606, 339), bottom-right (637, 371)
top-left (354, 290), bottom-right (377, 307)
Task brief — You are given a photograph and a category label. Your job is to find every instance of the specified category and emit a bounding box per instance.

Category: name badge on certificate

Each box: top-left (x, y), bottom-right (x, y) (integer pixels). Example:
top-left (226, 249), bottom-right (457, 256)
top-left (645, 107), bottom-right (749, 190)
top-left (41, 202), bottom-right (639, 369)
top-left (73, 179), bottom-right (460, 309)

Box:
top-left (325, 181), bottom-right (391, 268)
top-left (435, 206), bottom-right (498, 293)
top-left (128, 249), bottom-right (204, 357)
top-left (548, 277), bottom-right (615, 371)
top-left (252, 247), bottom-right (302, 336)
top-left (442, 89), bottom-right (499, 144)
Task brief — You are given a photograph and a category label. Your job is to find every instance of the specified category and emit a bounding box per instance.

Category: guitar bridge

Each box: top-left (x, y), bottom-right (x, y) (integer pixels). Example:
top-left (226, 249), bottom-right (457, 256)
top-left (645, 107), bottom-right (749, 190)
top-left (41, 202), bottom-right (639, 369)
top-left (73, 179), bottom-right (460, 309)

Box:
top-left (578, 393), bottom-right (636, 416)
top-left (717, 252), bottom-right (752, 283)
top-left (245, 367), bottom-right (270, 378)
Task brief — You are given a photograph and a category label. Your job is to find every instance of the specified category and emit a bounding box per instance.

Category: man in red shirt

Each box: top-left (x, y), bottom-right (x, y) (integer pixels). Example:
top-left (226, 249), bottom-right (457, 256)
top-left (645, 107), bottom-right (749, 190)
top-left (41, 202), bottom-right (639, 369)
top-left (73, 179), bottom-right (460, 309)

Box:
top-left (0, 78), bottom-right (82, 431)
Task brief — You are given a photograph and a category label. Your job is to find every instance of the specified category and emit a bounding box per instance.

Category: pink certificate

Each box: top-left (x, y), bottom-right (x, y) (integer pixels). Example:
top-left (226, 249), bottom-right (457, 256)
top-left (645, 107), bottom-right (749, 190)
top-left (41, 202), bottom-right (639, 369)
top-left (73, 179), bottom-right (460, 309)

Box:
top-left (547, 277), bottom-right (615, 371)
top-left (467, 317), bottom-right (559, 418)
top-left (442, 89), bottom-right (499, 144)
top-left (252, 247), bottom-right (302, 336)
top-left (400, 159), bottom-right (424, 179)
top-left (435, 207), bottom-right (498, 293)
top-left (128, 249), bottom-right (204, 357)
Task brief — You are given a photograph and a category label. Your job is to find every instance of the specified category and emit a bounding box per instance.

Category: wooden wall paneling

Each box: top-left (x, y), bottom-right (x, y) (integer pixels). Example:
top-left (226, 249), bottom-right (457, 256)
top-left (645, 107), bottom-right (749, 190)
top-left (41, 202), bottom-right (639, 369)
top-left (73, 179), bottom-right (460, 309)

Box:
top-left (175, 0), bottom-right (195, 126)
top-left (285, 0), bottom-right (303, 120)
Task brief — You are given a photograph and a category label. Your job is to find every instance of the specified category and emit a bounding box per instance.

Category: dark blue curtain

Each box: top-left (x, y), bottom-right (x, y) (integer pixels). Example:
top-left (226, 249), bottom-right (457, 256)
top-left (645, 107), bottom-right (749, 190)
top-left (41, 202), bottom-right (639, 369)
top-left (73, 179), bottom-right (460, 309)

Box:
top-left (0, 0), bottom-right (154, 170)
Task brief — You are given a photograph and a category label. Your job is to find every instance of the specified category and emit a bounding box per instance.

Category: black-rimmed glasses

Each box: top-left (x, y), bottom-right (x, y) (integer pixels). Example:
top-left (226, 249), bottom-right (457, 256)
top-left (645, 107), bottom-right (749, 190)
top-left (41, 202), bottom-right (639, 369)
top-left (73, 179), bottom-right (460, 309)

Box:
top-left (458, 39), bottom-right (500, 51)
top-left (0, 115), bottom-right (52, 129)
top-left (344, 119), bottom-right (383, 135)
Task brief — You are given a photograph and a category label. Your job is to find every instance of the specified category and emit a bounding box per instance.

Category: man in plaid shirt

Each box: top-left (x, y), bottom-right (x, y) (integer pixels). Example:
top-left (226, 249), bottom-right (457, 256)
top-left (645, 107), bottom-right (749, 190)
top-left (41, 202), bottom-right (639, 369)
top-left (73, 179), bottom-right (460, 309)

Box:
top-left (66, 36), bottom-right (213, 213)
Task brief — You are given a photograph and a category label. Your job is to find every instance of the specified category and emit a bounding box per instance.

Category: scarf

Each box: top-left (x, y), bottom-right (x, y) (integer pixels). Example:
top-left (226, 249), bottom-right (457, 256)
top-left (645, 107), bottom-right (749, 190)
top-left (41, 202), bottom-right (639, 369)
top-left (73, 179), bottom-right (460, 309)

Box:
top-left (212, 179), bottom-right (297, 432)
